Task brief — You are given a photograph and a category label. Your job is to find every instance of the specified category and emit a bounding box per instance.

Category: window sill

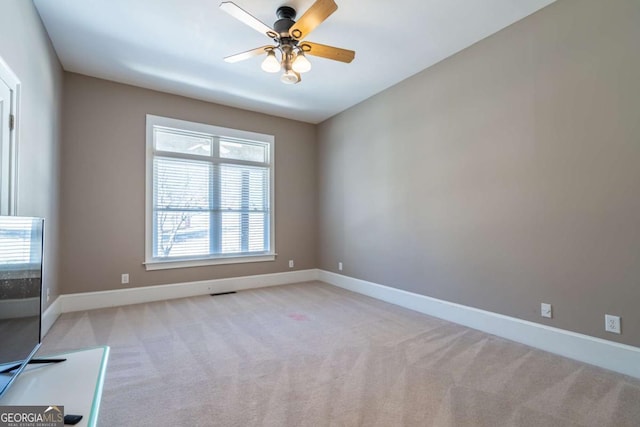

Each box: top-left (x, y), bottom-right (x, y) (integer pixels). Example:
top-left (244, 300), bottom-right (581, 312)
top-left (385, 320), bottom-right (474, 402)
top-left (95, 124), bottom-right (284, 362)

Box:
top-left (143, 254), bottom-right (276, 271)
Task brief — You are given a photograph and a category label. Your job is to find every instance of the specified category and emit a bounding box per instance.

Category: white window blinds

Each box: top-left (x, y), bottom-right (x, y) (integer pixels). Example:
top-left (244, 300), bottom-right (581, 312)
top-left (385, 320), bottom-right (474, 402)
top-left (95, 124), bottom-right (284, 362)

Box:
top-left (146, 116), bottom-right (274, 269)
top-left (0, 217), bottom-right (42, 268)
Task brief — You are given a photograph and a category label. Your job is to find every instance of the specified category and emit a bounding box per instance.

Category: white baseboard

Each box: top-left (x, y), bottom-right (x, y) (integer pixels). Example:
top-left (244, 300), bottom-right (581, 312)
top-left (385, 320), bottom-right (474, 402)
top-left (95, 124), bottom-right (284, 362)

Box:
top-left (43, 268), bottom-right (640, 379)
top-left (318, 270), bottom-right (640, 379)
top-left (59, 269), bottom-right (319, 314)
top-left (41, 297), bottom-right (61, 338)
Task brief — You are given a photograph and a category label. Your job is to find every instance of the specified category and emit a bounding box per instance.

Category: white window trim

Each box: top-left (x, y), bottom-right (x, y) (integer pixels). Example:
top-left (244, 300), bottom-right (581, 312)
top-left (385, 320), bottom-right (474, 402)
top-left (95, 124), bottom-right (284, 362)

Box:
top-left (144, 115), bottom-right (276, 270)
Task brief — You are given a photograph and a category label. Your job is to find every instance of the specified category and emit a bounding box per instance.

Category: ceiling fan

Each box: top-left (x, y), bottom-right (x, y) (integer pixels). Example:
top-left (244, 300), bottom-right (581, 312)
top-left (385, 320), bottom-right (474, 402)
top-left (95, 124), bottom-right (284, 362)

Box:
top-left (220, 0), bottom-right (355, 84)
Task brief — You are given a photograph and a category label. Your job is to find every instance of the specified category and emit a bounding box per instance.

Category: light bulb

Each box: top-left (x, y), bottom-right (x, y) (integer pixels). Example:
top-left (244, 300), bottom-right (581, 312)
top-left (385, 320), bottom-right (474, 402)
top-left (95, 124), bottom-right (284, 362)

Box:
top-left (280, 69), bottom-right (300, 84)
top-left (292, 52), bottom-right (311, 73)
top-left (261, 51), bottom-right (281, 73)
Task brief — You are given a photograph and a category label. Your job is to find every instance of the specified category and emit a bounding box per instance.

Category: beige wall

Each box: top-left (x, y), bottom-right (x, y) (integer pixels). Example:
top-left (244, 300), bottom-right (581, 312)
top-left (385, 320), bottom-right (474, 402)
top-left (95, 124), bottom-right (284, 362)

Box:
top-left (0, 1), bottom-right (63, 310)
top-left (13, 0), bottom-right (637, 349)
top-left (318, 0), bottom-right (640, 346)
top-left (61, 73), bottom-right (317, 294)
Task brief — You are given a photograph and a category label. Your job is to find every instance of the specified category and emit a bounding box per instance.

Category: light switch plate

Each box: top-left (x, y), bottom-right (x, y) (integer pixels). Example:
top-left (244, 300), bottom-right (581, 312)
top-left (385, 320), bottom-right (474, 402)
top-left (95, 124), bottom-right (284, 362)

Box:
top-left (541, 303), bottom-right (552, 318)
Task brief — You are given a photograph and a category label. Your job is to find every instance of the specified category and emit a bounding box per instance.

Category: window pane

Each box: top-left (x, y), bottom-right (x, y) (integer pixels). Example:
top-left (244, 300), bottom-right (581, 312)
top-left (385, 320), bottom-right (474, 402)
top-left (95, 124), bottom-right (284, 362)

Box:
top-left (220, 139), bottom-right (267, 163)
top-left (155, 128), bottom-right (212, 156)
top-left (155, 211), bottom-right (210, 258)
top-left (219, 164), bottom-right (269, 211)
top-left (154, 157), bottom-right (210, 210)
top-left (219, 212), bottom-right (267, 254)
top-left (0, 218), bottom-right (36, 264)
top-left (248, 168), bottom-right (268, 210)
top-left (153, 157), bottom-right (211, 259)
top-left (248, 212), bottom-right (266, 252)
top-left (221, 212), bottom-right (241, 253)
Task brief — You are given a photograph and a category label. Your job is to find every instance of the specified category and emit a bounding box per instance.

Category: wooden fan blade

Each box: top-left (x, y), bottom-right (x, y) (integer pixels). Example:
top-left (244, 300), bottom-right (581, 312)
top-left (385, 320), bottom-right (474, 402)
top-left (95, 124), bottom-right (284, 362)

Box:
top-left (220, 2), bottom-right (278, 39)
top-left (289, 0), bottom-right (337, 40)
top-left (224, 46), bottom-right (274, 63)
top-left (300, 42), bottom-right (355, 63)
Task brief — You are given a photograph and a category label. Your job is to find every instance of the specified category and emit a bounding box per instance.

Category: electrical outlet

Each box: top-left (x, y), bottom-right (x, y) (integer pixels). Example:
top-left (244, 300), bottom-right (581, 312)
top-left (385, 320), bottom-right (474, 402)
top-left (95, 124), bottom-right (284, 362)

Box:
top-left (121, 273), bottom-right (129, 285)
top-left (338, 262), bottom-right (343, 271)
top-left (288, 260), bottom-right (294, 268)
top-left (541, 303), bottom-right (552, 318)
top-left (605, 314), bottom-right (621, 334)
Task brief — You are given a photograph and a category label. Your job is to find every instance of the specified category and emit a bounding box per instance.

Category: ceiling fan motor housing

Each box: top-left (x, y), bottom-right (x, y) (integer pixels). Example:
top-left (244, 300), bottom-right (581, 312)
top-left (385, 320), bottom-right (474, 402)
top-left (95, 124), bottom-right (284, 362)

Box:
top-left (274, 6), bottom-right (297, 37)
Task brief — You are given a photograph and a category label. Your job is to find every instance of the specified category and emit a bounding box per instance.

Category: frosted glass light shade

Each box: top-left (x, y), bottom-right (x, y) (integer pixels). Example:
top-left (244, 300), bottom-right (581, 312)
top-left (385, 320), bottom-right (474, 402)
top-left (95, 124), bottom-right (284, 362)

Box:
top-left (261, 51), bottom-right (281, 73)
top-left (280, 69), bottom-right (299, 84)
top-left (292, 52), bottom-right (311, 73)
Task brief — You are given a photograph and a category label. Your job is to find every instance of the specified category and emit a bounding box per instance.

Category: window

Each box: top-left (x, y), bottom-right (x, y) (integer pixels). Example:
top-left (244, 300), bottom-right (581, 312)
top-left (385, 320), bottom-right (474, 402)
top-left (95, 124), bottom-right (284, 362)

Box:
top-left (145, 115), bottom-right (275, 270)
top-left (0, 217), bottom-right (41, 269)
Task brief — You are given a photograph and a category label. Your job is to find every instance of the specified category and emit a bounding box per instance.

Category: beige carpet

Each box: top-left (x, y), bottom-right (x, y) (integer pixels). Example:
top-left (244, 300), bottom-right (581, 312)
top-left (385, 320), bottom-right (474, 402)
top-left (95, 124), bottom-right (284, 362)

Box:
top-left (39, 282), bottom-right (640, 426)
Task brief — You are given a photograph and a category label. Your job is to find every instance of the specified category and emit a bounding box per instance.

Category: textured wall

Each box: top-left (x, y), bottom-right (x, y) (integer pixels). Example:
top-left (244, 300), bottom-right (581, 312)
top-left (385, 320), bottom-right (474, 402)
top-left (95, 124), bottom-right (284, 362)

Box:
top-left (61, 73), bottom-right (317, 293)
top-left (318, 0), bottom-right (640, 346)
top-left (0, 1), bottom-right (63, 311)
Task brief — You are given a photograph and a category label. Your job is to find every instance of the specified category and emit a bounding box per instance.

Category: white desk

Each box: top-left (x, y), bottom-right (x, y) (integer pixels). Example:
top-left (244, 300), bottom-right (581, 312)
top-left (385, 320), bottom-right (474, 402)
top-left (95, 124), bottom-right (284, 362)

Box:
top-left (0, 346), bottom-right (109, 427)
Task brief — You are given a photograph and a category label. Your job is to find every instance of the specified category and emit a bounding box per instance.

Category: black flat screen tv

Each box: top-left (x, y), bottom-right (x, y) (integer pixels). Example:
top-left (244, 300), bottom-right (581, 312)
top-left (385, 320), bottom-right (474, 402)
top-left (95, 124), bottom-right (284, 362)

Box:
top-left (0, 216), bottom-right (44, 398)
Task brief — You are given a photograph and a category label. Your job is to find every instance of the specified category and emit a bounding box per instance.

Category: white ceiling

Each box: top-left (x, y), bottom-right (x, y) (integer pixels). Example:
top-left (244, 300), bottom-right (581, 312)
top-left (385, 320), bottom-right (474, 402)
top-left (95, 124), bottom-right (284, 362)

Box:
top-left (34, 0), bottom-right (555, 123)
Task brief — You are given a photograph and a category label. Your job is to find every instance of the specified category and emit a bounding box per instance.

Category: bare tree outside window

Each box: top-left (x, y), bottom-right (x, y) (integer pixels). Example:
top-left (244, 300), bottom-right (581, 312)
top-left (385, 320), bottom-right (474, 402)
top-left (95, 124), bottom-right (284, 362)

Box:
top-left (154, 157), bottom-right (209, 257)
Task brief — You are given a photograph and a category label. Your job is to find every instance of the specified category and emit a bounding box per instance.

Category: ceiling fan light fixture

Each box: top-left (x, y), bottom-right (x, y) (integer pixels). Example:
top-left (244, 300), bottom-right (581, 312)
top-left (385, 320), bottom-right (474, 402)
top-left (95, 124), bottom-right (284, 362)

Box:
top-left (261, 50), bottom-right (281, 73)
top-left (292, 51), bottom-right (311, 73)
top-left (221, 0), bottom-right (355, 85)
top-left (280, 69), bottom-right (300, 84)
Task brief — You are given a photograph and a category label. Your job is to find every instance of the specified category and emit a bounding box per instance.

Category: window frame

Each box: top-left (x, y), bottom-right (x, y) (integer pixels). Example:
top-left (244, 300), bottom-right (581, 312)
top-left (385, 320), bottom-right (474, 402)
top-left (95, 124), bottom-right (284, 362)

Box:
top-left (144, 115), bottom-right (276, 271)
